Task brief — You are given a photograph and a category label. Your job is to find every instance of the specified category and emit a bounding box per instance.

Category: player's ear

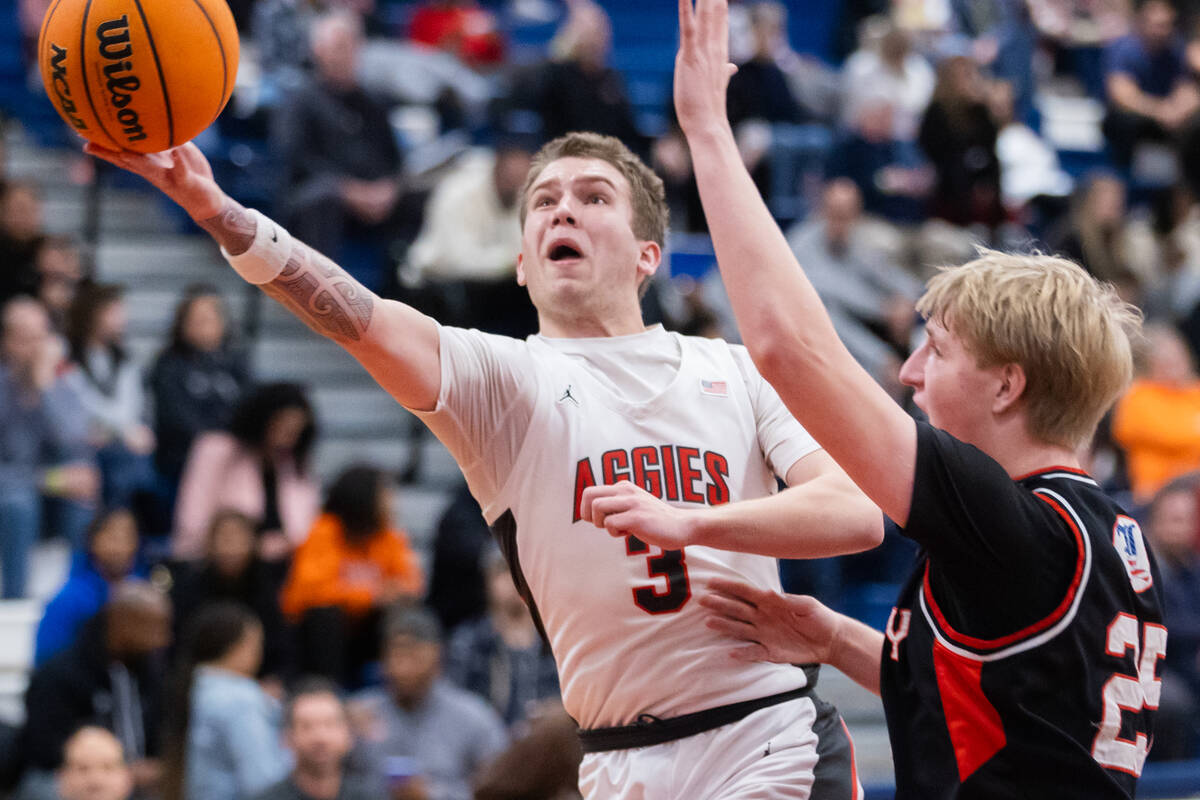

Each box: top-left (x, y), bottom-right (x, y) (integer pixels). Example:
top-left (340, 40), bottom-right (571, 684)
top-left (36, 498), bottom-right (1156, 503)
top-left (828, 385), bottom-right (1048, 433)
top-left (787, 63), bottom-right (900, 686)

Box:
top-left (636, 240), bottom-right (662, 283)
top-left (516, 252), bottom-right (527, 286)
top-left (992, 362), bottom-right (1026, 415)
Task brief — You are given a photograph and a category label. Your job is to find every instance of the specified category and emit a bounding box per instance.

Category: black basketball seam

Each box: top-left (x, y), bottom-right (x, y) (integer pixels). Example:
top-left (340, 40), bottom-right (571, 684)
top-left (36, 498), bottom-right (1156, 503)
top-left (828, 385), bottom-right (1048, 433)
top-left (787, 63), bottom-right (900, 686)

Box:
top-left (188, 0), bottom-right (229, 123)
top-left (78, 0), bottom-right (119, 147)
top-left (130, 0), bottom-right (173, 147)
top-left (38, 0), bottom-right (67, 66)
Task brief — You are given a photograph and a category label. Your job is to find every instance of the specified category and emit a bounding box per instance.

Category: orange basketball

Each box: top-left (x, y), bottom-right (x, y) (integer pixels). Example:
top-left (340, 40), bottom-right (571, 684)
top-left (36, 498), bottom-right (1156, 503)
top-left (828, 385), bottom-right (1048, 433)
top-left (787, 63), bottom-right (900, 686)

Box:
top-left (37, 0), bottom-right (239, 153)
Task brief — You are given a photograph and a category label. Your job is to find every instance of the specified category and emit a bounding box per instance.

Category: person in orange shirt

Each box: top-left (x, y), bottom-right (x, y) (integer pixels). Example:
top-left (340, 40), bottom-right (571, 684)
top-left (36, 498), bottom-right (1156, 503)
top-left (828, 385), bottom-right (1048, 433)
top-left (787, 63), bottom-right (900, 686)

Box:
top-left (1112, 323), bottom-right (1200, 503)
top-left (282, 464), bottom-right (424, 687)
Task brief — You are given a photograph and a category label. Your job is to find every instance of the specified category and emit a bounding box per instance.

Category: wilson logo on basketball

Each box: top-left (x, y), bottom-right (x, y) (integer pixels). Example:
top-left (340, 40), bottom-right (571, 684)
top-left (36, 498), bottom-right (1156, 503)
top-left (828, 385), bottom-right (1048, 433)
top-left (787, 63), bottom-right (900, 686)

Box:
top-left (95, 16), bottom-right (147, 144)
top-left (46, 44), bottom-right (87, 131)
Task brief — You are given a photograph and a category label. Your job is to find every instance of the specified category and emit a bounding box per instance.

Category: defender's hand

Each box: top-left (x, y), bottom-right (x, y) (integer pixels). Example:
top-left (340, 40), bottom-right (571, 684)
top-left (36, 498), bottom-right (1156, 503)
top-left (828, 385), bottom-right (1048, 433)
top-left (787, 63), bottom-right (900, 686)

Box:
top-left (674, 0), bottom-right (738, 138)
top-left (701, 578), bottom-right (843, 665)
top-left (579, 481), bottom-right (699, 550)
top-left (83, 142), bottom-right (227, 222)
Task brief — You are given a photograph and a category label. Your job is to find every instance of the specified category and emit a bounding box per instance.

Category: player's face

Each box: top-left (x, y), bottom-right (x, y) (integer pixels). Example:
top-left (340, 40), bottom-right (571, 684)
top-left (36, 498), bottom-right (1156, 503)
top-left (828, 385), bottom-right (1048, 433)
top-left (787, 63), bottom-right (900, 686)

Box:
top-left (518, 157), bottom-right (659, 325)
top-left (900, 319), bottom-right (1006, 444)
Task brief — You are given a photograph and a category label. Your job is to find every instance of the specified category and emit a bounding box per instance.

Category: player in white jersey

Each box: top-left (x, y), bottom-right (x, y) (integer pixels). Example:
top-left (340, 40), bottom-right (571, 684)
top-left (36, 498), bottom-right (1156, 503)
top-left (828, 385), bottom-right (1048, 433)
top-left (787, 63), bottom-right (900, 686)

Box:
top-left (86, 120), bottom-right (882, 798)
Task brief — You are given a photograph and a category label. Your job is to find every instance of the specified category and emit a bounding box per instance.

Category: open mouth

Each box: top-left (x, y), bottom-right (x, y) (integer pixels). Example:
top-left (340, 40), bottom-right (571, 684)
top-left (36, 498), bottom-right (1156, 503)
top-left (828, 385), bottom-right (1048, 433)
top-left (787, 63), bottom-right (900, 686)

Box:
top-left (548, 244), bottom-right (583, 261)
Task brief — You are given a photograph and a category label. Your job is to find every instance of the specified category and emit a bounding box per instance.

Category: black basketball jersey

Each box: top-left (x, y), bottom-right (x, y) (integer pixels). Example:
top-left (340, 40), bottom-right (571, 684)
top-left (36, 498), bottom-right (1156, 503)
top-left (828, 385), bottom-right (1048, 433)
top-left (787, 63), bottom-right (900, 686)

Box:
top-left (881, 423), bottom-right (1165, 799)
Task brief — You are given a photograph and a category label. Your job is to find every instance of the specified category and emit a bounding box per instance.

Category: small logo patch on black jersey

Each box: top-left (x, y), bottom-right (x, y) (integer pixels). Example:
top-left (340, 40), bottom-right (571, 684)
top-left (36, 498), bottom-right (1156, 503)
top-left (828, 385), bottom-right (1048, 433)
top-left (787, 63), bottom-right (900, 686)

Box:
top-left (1112, 515), bottom-right (1153, 593)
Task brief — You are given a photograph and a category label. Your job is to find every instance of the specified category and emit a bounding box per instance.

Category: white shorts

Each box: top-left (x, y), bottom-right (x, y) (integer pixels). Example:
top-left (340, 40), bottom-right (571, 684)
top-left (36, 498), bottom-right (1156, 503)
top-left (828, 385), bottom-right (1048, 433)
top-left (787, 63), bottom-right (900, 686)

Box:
top-left (577, 695), bottom-right (863, 800)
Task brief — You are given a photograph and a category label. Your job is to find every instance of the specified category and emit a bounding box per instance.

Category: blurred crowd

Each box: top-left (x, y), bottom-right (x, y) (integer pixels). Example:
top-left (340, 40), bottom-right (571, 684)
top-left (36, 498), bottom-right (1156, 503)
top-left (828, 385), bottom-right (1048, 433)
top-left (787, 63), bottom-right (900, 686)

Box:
top-left (3, 0), bottom-right (1200, 797)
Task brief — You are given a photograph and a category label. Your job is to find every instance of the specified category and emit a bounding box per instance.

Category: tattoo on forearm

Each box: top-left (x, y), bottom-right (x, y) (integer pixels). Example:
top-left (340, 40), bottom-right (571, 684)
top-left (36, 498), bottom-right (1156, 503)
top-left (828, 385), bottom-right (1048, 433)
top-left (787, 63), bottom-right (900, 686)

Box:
top-left (260, 247), bottom-right (374, 343)
top-left (198, 201), bottom-right (256, 255)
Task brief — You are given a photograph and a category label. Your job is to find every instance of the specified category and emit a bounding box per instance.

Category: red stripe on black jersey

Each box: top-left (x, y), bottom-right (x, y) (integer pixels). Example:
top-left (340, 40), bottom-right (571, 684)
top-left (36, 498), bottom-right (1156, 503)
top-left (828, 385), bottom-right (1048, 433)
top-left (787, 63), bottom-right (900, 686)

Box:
top-left (921, 490), bottom-right (1088, 653)
top-left (1012, 465), bottom-right (1093, 481)
top-left (932, 640), bottom-right (1006, 781)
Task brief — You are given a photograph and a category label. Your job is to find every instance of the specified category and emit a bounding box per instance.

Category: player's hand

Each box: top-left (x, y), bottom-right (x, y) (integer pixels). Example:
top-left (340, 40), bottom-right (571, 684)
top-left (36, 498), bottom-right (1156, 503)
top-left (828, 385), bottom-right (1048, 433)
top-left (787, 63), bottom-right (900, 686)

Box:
top-left (579, 481), bottom-right (698, 549)
top-left (700, 578), bottom-right (843, 665)
top-left (83, 142), bottom-right (227, 222)
top-left (674, 0), bottom-right (738, 139)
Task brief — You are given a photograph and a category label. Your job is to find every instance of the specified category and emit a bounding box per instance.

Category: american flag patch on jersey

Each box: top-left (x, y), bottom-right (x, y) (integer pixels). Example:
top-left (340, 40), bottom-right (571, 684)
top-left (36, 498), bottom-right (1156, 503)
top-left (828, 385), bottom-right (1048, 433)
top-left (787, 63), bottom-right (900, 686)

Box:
top-left (700, 379), bottom-right (728, 396)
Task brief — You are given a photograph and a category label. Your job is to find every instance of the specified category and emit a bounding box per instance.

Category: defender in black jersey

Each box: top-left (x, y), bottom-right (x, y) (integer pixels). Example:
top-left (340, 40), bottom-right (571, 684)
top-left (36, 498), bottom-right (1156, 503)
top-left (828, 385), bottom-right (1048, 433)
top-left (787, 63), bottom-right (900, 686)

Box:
top-left (575, 1), bottom-right (1164, 798)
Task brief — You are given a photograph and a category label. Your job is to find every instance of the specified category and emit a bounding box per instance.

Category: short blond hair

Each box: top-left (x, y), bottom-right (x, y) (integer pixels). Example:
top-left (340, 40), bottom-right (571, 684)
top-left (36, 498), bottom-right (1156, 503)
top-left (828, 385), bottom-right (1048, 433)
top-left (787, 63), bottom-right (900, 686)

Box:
top-left (519, 132), bottom-right (668, 248)
top-left (916, 250), bottom-right (1142, 449)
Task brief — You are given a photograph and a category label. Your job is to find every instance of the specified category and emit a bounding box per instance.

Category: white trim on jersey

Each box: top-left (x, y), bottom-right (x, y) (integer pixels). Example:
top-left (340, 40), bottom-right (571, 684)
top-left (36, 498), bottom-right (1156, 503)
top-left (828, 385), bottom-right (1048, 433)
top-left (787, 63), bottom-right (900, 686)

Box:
top-left (1036, 473), bottom-right (1100, 486)
top-left (918, 487), bottom-right (1094, 662)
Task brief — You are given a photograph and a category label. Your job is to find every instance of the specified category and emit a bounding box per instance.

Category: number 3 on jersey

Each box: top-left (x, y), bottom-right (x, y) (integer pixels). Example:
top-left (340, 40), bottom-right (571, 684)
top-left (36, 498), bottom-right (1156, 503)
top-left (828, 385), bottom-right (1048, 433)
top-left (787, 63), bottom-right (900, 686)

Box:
top-left (625, 535), bottom-right (691, 613)
top-left (1091, 613), bottom-right (1167, 776)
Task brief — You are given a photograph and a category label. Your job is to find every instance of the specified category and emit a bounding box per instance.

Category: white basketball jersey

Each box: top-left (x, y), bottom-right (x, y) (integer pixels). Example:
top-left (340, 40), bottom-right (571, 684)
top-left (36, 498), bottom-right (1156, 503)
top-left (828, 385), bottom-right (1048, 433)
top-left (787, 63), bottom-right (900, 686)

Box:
top-left (417, 325), bottom-right (820, 729)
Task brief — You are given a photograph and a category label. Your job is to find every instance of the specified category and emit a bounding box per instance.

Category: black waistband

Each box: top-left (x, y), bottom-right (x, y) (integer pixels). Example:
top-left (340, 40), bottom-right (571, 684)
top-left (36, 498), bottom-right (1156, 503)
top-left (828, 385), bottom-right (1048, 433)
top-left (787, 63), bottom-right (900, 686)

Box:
top-left (577, 685), bottom-right (813, 753)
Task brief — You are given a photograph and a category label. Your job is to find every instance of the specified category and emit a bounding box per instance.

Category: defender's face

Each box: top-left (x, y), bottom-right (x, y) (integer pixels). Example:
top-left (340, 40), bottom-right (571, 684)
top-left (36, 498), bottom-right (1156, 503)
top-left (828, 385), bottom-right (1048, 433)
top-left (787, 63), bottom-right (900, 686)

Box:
top-left (518, 157), bottom-right (656, 321)
top-left (900, 319), bottom-right (1003, 444)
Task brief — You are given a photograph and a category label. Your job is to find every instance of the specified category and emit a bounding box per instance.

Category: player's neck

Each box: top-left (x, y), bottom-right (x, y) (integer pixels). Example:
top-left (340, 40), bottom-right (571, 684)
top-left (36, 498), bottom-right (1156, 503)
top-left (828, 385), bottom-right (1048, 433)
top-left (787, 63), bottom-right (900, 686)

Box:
top-left (537, 307), bottom-right (647, 339)
top-left (985, 428), bottom-right (1083, 480)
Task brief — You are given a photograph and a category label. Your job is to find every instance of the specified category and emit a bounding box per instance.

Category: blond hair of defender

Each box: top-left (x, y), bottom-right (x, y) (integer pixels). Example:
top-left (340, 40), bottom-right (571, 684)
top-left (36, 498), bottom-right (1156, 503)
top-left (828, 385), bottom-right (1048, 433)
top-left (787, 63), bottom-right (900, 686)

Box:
top-left (916, 249), bottom-right (1143, 450)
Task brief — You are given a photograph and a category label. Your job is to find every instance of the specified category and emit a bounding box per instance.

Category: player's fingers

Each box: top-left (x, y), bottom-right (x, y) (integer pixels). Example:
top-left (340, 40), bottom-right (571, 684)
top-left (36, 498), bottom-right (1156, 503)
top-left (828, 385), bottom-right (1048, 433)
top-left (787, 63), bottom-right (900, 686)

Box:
top-left (728, 643), bottom-right (769, 663)
top-left (698, 592), bottom-right (758, 621)
top-left (602, 510), bottom-right (640, 538)
top-left (83, 142), bottom-right (131, 169)
top-left (678, 0), bottom-right (695, 46)
top-left (705, 577), bottom-right (769, 606)
top-left (704, 614), bottom-right (760, 642)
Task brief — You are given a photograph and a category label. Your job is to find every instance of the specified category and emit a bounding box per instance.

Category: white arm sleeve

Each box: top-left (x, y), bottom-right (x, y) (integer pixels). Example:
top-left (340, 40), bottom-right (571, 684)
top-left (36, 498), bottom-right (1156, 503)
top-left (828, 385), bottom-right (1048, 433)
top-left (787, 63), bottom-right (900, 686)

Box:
top-left (729, 345), bottom-right (821, 480)
top-left (412, 325), bottom-right (538, 512)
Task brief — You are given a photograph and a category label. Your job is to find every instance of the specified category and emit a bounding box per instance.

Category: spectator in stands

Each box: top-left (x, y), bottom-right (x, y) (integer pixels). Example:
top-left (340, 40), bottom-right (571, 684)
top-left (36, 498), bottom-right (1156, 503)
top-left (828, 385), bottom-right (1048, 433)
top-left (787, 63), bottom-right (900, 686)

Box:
top-left (171, 510), bottom-right (290, 680)
top-left (918, 54), bottom-right (1005, 230)
top-left (726, 1), bottom-right (805, 198)
top-left (63, 284), bottom-right (156, 511)
top-left (56, 727), bottom-right (134, 800)
top-left (0, 181), bottom-right (46, 305)
top-left (281, 464), bottom-right (423, 688)
top-left (407, 0), bottom-right (505, 68)
top-left (18, 581), bottom-right (169, 800)
top-left (1030, 0), bottom-right (1131, 100)
top-left (33, 235), bottom-right (85, 336)
top-left (786, 180), bottom-right (922, 393)
top-left (535, 0), bottom-right (643, 154)
top-left (149, 285), bottom-right (250, 492)
top-left (405, 141), bottom-right (537, 337)
top-left (1103, 0), bottom-right (1199, 171)
top-left (841, 18), bottom-right (935, 142)
top-left (163, 602), bottom-right (289, 800)
top-left (250, 0), bottom-right (319, 103)
top-left (348, 606), bottom-right (507, 800)
top-left (1140, 476), bottom-right (1200, 760)
top-left (827, 99), bottom-right (932, 225)
top-left (271, 9), bottom-right (407, 293)
top-left (252, 678), bottom-right (372, 800)
top-left (1046, 171), bottom-right (1139, 287)
top-left (426, 482), bottom-right (490, 632)
top-left (35, 508), bottom-right (141, 666)
top-left (445, 549), bottom-right (558, 728)
top-left (987, 78), bottom-right (1074, 217)
top-left (1112, 323), bottom-right (1200, 502)
top-left (0, 297), bottom-right (97, 599)
top-left (470, 703), bottom-right (581, 800)
top-left (173, 382), bottom-right (319, 563)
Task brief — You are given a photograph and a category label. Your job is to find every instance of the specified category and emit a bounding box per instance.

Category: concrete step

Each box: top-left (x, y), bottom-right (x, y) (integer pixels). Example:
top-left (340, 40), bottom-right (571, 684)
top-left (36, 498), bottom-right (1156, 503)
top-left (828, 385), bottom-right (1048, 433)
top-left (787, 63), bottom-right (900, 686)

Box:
top-left (94, 236), bottom-right (234, 288)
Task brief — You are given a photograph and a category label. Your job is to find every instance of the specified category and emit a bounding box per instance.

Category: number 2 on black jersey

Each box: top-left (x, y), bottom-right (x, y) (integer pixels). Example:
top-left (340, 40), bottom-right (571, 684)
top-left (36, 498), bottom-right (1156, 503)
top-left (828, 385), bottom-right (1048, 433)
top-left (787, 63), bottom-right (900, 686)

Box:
top-left (626, 535), bottom-right (691, 613)
top-left (1091, 612), bottom-right (1167, 776)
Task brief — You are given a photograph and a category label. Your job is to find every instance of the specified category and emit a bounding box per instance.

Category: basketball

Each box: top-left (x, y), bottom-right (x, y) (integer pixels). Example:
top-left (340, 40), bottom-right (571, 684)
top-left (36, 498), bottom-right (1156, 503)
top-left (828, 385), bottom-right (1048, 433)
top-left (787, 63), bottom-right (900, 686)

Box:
top-left (37, 0), bottom-right (239, 153)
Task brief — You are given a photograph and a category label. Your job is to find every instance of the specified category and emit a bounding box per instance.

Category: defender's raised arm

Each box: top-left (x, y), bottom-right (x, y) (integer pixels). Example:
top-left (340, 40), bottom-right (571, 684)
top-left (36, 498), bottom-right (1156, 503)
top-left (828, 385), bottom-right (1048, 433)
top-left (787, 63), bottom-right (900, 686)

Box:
top-left (673, 0), bottom-right (918, 526)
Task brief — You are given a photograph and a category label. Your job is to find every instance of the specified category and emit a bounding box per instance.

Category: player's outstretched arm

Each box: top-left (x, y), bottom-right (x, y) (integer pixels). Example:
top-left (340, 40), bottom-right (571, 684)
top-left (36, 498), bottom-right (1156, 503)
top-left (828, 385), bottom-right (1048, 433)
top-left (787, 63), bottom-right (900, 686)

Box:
top-left (579, 452), bottom-right (883, 558)
top-left (673, 0), bottom-right (918, 526)
top-left (85, 143), bottom-right (441, 411)
top-left (701, 578), bottom-right (884, 695)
